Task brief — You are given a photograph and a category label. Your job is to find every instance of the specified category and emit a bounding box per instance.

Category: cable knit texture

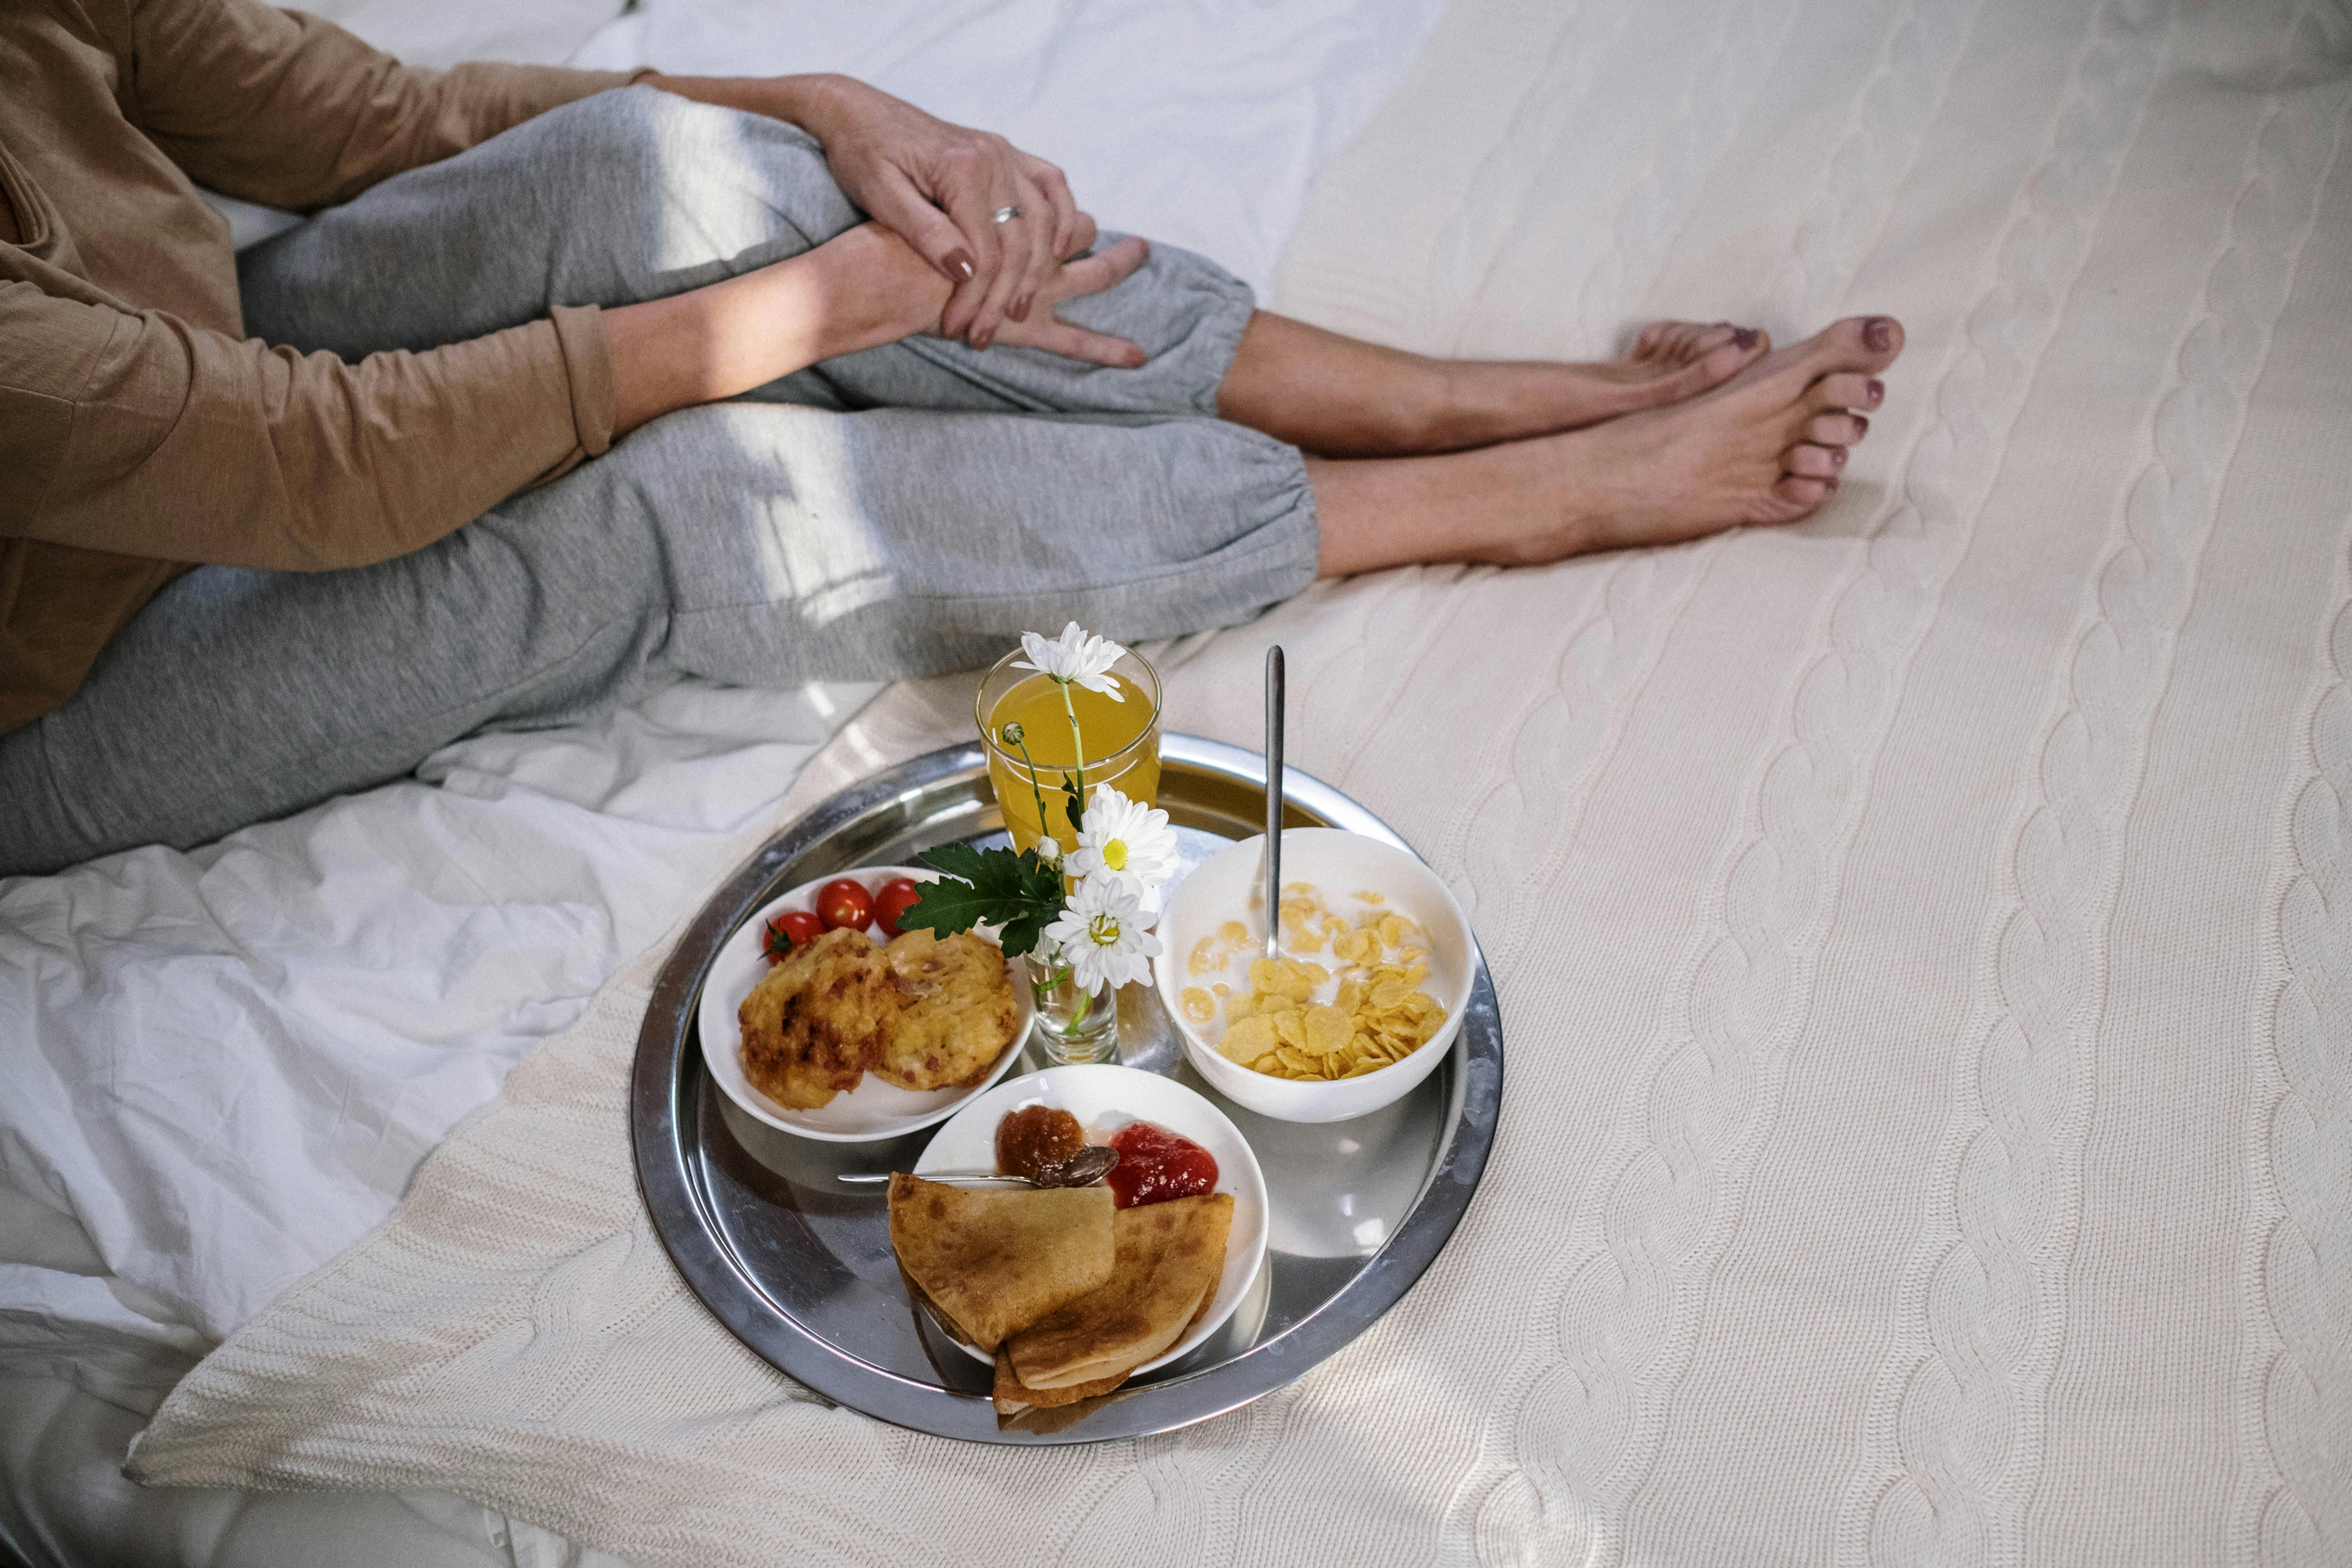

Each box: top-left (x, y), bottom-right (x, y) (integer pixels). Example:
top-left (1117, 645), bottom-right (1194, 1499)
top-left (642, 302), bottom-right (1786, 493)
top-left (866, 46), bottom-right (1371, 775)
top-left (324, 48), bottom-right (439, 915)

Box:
top-left (126, 0), bottom-right (2352, 1563)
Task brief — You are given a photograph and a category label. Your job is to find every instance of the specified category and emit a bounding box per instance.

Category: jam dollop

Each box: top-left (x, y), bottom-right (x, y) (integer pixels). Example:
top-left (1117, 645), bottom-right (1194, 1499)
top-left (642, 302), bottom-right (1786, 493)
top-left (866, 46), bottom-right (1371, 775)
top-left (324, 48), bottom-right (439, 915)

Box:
top-left (1103, 1120), bottom-right (1219, 1209)
top-left (995, 1105), bottom-right (1086, 1181)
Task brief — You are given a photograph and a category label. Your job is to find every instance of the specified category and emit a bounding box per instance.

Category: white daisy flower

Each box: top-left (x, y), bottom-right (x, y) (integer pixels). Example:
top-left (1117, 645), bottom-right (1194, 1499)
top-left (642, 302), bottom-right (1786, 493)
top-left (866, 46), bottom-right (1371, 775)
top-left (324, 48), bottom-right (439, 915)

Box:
top-left (1042, 873), bottom-right (1162, 992)
top-left (1066, 786), bottom-right (1179, 891)
top-left (1013, 621), bottom-right (1128, 699)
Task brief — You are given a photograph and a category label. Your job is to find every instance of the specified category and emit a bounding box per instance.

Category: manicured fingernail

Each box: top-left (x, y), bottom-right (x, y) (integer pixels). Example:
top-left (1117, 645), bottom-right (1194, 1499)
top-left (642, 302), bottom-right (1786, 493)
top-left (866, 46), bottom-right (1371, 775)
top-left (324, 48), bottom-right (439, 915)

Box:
top-left (1733, 327), bottom-right (1759, 352)
top-left (1831, 447), bottom-right (1848, 467)
top-left (1124, 347), bottom-right (1147, 368)
top-left (1010, 294), bottom-right (1032, 323)
top-left (1864, 316), bottom-right (1893, 352)
top-left (945, 249), bottom-right (975, 281)
top-left (1826, 476), bottom-right (1840, 491)
top-left (1867, 378), bottom-right (1885, 405)
top-left (972, 326), bottom-right (994, 351)
top-left (1853, 413), bottom-right (1869, 435)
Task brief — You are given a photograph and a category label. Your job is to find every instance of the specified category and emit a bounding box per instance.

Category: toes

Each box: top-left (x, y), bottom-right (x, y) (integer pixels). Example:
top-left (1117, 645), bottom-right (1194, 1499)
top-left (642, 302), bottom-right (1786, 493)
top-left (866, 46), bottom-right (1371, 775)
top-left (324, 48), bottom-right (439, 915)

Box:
top-left (1772, 474), bottom-right (1835, 512)
top-left (1692, 334), bottom-right (1766, 389)
top-left (1687, 323), bottom-right (1738, 358)
top-left (1803, 411), bottom-right (1868, 445)
top-left (1783, 442), bottom-right (1848, 480)
top-left (1806, 372), bottom-right (1885, 414)
top-left (1636, 320), bottom-right (1762, 367)
top-left (1813, 314), bottom-right (1905, 372)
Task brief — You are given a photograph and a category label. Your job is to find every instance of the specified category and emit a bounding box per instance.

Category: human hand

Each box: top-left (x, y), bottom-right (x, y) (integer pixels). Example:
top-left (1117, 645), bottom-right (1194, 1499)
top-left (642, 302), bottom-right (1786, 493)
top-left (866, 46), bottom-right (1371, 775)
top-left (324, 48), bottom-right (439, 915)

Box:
top-left (958, 235), bottom-right (1151, 367)
top-left (775, 75), bottom-right (1091, 350)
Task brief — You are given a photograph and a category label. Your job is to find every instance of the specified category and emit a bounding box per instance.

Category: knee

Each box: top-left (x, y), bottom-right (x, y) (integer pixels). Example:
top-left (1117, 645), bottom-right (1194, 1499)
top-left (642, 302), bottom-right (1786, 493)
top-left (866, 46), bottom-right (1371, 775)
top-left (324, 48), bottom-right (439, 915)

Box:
top-left (553, 86), bottom-right (855, 240)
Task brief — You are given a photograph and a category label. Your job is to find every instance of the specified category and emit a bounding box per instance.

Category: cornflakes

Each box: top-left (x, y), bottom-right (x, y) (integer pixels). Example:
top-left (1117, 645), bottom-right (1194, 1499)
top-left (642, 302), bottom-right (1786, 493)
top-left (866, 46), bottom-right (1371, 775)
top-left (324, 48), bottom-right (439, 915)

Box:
top-left (1210, 882), bottom-right (1448, 1082)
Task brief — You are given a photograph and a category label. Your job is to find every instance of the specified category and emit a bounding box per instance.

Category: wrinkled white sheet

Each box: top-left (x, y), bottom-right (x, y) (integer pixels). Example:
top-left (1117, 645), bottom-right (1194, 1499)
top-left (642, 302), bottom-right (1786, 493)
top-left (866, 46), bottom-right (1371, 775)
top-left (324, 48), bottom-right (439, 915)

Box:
top-left (1, 677), bottom-right (872, 1568)
top-left (569, 0), bottom-right (1450, 303)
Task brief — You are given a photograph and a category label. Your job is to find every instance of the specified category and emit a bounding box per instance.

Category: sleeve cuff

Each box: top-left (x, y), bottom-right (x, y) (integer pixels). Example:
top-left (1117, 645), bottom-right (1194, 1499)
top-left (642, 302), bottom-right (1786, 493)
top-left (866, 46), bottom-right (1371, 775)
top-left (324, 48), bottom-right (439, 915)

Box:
top-left (549, 303), bottom-right (615, 459)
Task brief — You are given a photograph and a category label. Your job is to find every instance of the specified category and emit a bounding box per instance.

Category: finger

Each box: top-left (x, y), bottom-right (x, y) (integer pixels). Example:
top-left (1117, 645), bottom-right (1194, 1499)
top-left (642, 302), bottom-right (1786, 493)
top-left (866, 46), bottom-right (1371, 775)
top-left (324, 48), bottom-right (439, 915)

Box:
top-left (1022, 318), bottom-right (1149, 369)
top-left (858, 164), bottom-right (978, 287)
top-left (1063, 209), bottom-right (1099, 262)
top-left (1026, 157), bottom-right (1081, 265)
top-left (1007, 170), bottom-right (1058, 325)
top-left (934, 149), bottom-right (1007, 342)
top-left (969, 167), bottom-right (1040, 347)
top-left (1051, 234), bottom-right (1150, 302)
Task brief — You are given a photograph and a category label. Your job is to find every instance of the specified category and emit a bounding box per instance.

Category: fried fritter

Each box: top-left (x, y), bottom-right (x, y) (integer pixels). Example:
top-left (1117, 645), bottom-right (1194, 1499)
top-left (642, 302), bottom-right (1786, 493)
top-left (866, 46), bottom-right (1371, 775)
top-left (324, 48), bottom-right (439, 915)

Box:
top-left (738, 926), bottom-right (893, 1109)
top-left (877, 929), bottom-right (1018, 1091)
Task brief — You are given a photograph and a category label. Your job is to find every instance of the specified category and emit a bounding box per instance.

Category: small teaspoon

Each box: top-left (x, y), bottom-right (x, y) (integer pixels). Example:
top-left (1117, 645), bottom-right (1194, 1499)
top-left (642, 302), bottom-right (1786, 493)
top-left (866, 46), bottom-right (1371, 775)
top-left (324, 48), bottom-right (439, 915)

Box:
top-left (837, 1145), bottom-right (1119, 1189)
top-left (1265, 644), bottom-right (1286, 965)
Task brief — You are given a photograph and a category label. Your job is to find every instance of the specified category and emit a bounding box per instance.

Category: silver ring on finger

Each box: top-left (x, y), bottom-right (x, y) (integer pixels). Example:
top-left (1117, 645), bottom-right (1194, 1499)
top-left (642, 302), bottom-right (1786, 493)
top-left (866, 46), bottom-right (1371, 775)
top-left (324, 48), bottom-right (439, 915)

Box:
top-left (992, 205), bottom-right (1023, 224)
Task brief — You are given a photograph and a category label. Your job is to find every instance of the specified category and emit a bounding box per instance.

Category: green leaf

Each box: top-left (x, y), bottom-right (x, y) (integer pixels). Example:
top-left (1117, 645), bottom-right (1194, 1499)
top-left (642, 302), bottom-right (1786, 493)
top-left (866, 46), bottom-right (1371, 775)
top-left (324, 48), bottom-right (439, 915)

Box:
top-left (899, 844), bottom-right (1066, 959)
top-left (1061, 773), bottom-right (1085, 841)
top-left (896, 873), bottom-right (1006, 939)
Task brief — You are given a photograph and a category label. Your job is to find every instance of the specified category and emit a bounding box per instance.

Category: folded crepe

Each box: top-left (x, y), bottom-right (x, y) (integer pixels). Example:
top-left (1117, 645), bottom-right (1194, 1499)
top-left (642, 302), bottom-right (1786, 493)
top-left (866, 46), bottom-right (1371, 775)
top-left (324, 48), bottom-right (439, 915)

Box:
top-left (1004, 1191), bottom-right (1234, 1392)
top-left (992, 1351), bottom-right (1129, 1416)
top-left (887, 1173), bottom-right (1115, 1352)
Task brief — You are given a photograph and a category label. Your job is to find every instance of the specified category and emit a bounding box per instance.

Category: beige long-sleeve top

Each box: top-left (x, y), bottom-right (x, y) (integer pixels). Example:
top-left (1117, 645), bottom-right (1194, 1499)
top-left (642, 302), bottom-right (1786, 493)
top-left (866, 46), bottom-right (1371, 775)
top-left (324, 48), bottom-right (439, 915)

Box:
top-left (0, 0), bottom-right (637, 734)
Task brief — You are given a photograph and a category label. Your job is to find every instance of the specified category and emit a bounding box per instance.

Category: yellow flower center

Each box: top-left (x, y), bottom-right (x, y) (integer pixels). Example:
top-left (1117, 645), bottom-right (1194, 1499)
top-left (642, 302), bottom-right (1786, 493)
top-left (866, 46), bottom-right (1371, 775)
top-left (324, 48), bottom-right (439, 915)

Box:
top-left (1102, 839), bottom-right (1129, 871)
top-left (1087, 913), bottom-right (1122, 947)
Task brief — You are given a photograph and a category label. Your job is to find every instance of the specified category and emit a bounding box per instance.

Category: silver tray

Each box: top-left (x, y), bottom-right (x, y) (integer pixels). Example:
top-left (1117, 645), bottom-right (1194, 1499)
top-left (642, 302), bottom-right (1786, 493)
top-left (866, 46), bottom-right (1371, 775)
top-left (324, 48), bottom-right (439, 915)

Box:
top-left (630, 733), bottom-right (1503, 1442)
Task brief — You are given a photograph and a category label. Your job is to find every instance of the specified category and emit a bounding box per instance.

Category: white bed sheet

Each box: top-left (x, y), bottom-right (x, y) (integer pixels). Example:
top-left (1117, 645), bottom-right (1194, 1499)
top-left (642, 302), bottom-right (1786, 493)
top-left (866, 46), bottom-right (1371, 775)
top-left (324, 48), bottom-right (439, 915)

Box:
top-left (0, 2), bottom-right (1444, 1564)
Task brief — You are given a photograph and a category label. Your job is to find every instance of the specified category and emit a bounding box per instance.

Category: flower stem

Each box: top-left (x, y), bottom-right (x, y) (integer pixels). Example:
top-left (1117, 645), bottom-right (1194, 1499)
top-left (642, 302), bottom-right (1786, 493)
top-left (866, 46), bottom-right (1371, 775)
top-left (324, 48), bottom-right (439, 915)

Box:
top-left (1008, 730), bottom-right (1054, 848)
top-left (1058, 682), bottom-right (1088, 801)
top-left (1057, 680), bottom-right (1089, 844)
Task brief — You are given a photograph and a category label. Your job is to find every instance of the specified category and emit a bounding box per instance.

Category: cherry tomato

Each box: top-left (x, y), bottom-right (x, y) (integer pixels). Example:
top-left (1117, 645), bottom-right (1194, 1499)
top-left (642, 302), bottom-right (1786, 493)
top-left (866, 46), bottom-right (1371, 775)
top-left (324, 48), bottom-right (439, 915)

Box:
top-left (873, 877), bottom-right (924, 939)
top-left (762, 909), bottom-right (822, 964)
top-left (815, 877), bottom-right (875, 933)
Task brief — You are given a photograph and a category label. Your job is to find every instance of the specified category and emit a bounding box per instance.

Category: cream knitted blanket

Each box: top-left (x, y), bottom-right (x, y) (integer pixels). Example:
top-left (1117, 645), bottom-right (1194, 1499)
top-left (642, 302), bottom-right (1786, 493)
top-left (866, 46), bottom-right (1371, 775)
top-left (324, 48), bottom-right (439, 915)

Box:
top-left (130, 0), bottom-right (2352, 1562)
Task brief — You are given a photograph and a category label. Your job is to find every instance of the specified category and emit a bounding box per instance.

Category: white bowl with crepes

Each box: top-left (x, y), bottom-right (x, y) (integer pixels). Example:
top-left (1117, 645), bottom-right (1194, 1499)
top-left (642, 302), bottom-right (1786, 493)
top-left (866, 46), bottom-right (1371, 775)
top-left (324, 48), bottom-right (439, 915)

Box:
top-left (913, 1064), bottom-right (1267, 1378)
top-left (1153, 828), bottom-right (1474, 1124)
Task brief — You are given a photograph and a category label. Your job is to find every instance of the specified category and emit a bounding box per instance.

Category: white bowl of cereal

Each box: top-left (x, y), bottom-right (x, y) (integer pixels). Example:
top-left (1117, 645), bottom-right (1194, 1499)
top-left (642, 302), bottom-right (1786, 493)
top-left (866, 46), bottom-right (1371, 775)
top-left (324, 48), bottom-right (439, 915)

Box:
top-left (1153, 828), bottom-right (1474, 1124)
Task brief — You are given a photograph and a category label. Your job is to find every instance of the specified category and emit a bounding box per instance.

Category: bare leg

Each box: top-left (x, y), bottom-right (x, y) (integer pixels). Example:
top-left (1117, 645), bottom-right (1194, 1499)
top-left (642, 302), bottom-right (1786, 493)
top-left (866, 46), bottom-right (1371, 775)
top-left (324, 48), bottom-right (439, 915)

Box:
top-left (1216, 311), bottom-right (1767, 457)
top-left (1308, 316), bottom-right (1905, 575)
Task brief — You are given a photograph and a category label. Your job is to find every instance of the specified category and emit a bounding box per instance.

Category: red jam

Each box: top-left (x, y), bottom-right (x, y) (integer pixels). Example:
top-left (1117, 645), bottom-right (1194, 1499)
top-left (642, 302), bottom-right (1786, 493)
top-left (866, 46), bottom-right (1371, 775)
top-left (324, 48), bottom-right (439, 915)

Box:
top-left (1103, 1120), bottom-right (1219, 1209)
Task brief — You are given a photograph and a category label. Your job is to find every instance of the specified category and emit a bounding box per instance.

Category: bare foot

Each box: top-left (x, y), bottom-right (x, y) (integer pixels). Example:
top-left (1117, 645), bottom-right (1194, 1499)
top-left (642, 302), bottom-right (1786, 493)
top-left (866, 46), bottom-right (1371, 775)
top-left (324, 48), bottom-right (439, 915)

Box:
top-left (1421, 320), bottom-right (1772, 450)
top-left (1219, 312), bottom-right (1769, 458)
top-left (1306, 316), bottom-right (1904, 575)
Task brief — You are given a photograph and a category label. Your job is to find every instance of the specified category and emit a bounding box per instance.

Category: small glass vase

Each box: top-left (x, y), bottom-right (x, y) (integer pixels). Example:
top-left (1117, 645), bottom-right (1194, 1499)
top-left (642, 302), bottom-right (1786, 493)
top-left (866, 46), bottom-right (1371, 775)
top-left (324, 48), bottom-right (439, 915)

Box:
top-left (1024, 954), bottom-right (1119, 1065)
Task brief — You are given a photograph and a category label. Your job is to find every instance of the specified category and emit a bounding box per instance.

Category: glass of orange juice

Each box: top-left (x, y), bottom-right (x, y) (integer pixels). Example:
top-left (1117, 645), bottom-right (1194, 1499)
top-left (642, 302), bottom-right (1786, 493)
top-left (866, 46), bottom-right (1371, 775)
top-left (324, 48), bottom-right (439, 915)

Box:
top-left (977, 645), bottom-right (1162, 854)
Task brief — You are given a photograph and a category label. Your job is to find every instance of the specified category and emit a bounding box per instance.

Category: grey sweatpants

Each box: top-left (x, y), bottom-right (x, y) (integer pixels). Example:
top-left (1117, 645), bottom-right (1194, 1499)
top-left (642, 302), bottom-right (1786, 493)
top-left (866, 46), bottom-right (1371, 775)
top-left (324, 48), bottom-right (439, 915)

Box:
top-left (0, 88), bottom-right (1316, 875)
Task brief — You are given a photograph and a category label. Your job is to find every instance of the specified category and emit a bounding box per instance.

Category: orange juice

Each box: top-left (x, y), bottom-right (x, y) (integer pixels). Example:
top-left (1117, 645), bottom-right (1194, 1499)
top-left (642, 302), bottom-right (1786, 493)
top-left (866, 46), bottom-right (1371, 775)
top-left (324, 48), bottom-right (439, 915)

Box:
top-left (986, 671), bottom-right (1161, 851)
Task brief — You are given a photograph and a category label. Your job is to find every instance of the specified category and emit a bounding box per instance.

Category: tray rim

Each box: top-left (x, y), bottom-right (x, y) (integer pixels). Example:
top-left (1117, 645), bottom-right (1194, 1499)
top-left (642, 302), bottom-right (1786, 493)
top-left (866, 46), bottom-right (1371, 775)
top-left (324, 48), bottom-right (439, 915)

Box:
top-left (629, 732), bottom-right (1505, 1444)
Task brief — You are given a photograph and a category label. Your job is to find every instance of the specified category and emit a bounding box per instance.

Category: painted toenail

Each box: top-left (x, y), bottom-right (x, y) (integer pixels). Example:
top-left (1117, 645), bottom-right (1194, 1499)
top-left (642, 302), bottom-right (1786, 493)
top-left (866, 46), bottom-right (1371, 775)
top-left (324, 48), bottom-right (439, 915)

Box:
top-left (1734, 328), bottom-right (1759, 351)
top-left (1864, 317), bottom-right (1894, 352)
top-left (1826, 477), bottom-right (1840, 491)
top-left (1832, 447), bottom-right (1848, 467)
top-left (1853, 414), bottom-right (1869, 435)
top-left (1867, 378), bottom-right (1885, 405)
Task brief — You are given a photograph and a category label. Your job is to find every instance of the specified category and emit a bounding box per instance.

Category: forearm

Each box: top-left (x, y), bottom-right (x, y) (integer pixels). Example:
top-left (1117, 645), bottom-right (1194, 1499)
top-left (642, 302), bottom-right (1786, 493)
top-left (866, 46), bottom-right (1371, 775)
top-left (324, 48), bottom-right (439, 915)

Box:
top-left (605, 223), bottom-right (951, 435)
top-left (634, 72), bottom-right (860, 141)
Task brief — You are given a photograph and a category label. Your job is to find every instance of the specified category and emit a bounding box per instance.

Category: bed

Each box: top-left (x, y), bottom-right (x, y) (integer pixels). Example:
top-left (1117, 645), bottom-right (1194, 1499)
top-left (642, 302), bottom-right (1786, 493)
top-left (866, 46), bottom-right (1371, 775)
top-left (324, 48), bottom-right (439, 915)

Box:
top-left (7, 0), bottom-right (2350, 1563)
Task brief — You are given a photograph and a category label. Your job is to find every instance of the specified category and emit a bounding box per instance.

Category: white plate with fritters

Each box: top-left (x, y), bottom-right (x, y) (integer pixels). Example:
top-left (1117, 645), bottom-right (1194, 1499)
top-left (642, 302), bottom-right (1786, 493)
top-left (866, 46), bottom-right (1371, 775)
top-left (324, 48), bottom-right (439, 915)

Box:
top-left (698, 865), bottom-right (1033, 1142)
top-left (914, 1064), bottom-right (1268, 1375)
